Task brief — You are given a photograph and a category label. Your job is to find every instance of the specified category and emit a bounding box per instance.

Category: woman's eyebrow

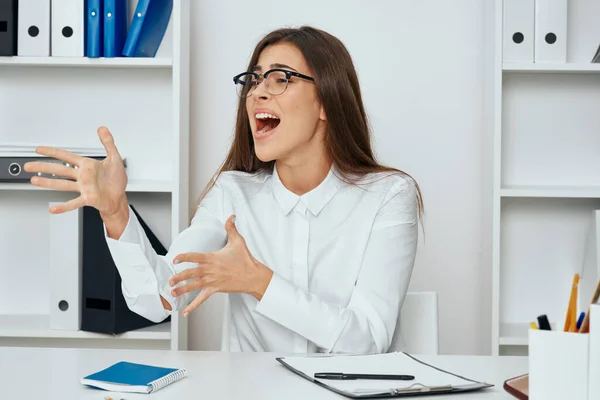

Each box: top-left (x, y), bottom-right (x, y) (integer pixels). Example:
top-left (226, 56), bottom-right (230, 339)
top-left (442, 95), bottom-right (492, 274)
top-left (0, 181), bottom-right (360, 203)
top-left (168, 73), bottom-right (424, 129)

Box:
top-left (251, 63), bottom-right (299, 72)
top-left (270, 63), bottom-right (298, 72)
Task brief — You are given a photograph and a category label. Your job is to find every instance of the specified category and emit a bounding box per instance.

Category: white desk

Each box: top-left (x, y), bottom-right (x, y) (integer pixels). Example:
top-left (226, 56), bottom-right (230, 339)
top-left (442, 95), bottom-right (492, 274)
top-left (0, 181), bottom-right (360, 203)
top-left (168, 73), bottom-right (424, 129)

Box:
top-left (0, 347), bottom-right (527, 399)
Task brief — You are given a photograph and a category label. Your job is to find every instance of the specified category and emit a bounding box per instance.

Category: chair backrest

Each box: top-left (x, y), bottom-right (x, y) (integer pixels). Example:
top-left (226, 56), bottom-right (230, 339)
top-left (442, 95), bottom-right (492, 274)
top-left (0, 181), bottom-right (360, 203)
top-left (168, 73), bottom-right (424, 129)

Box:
top-left (221, 291), bottom-right (439, 355)
top-left (389, 291), bottom-right (439, 355)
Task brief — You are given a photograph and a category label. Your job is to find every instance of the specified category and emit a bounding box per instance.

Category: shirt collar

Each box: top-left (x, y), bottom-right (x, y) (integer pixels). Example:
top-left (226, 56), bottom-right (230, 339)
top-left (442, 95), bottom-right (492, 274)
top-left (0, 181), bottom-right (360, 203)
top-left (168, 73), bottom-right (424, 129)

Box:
top-left (271, 163), bottom-right (342, 216)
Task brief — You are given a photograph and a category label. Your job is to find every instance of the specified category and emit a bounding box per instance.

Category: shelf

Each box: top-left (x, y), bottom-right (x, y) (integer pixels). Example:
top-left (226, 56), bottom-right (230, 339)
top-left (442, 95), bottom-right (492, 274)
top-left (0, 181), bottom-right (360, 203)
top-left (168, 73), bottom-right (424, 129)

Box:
top-left (126, 179), bottom-right (172, 193)
top-left (0, 314), bottom-right (170, 340)
top-left (0, 56), bottom-right (172, 68)
top-left (0, 179), bottom-right (172, 193)
top-left (499, 322), bottom-right (557, 346)
top-left (500, 185), bottom-right (600, 199)
top-left (503, 63), bottom-right (600, 73)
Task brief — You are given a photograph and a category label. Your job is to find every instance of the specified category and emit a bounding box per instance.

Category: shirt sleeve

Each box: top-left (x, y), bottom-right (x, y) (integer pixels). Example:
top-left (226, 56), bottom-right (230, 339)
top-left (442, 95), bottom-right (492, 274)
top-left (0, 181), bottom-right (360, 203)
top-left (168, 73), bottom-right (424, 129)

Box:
top-left (254, 177), bottom-right (419, 354)
top-left (104, 180), bottom-right (228, 323)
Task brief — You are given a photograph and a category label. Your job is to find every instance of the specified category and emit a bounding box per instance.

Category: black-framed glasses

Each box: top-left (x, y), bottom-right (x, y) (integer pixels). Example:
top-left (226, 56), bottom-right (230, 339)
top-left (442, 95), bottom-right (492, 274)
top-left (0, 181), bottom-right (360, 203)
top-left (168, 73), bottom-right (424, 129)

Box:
top-left (233, 68), bottom-right (315, 98)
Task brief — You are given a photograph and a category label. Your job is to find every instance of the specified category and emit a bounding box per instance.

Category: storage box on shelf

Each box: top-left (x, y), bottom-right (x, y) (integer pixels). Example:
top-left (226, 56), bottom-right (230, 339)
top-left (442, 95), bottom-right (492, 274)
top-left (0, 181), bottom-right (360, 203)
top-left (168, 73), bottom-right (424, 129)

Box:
top-left (491, 0), bottom-right (600, 355)
top-left (0, 0), bottom-right (190, 351)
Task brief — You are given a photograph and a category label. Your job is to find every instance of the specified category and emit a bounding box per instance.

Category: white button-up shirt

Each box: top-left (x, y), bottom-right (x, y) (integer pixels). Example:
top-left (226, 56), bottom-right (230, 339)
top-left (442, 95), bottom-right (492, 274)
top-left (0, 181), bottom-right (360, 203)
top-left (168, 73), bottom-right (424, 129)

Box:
top-left (105, 165), bottom-right (419, 354)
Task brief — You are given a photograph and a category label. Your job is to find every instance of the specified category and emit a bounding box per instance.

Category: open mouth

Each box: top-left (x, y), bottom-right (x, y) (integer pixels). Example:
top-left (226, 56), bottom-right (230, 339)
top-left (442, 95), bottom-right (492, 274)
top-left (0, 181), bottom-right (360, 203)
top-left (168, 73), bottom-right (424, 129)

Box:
top-left (255, 113), bottom-right (281, 136)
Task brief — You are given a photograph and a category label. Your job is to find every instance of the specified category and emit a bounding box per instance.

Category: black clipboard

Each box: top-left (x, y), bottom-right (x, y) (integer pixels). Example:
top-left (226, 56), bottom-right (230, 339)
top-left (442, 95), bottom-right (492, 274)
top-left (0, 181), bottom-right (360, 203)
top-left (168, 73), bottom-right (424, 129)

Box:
top-left (276, 353), bottom-right (494, 398)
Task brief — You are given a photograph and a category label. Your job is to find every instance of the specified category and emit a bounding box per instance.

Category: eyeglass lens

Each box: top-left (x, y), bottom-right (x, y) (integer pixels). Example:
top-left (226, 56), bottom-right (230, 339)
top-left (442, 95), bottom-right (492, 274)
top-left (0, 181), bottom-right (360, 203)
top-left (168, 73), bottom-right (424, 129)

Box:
top-left (236, 71), bottom-right (289, 98)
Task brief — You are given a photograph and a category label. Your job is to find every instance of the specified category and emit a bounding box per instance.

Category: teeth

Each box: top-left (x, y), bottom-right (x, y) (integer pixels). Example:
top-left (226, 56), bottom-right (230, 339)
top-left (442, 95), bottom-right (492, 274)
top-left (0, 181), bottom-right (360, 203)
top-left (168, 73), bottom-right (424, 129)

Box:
top-left (255, 113), bottom-right (279, 120)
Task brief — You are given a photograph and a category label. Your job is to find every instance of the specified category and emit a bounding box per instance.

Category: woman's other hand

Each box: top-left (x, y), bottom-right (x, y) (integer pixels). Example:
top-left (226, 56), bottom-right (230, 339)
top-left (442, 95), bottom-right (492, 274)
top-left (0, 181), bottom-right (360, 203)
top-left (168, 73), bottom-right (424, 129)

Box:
top-left (24, 126), bottom-right (128, 218)
top-left (169, 215), bottom-right (273, 316)
top-left (24, 126), bottom-right (130, 238)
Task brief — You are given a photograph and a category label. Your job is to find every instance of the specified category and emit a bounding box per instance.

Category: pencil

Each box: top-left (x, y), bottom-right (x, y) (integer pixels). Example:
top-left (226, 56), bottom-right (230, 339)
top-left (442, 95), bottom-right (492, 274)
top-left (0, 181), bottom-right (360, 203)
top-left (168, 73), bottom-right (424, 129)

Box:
top-left (578, 279), bottom-right (600, 334)
top-left (564, 274), bottom-right (580, 332)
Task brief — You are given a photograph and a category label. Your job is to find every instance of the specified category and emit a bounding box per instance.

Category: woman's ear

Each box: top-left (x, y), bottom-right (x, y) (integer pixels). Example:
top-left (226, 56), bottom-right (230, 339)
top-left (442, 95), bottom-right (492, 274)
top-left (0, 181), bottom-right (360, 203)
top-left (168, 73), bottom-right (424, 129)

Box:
top-left (319, 105), bottom-right (327, 121)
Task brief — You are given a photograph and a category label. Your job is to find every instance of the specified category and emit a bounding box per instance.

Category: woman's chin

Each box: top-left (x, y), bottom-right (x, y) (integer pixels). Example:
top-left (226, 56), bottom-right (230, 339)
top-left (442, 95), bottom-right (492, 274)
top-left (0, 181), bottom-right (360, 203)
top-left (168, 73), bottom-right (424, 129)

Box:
top-left (253, 129), bottom-right (281, 161)
top-left (254, 145), bottom-right (279, 163)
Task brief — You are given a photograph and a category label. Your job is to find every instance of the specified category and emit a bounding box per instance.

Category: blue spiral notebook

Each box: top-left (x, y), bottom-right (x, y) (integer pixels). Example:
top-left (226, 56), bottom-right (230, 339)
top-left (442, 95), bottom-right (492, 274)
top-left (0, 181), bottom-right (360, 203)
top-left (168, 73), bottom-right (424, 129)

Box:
top-left (81, 361), bottom-right (187, 393)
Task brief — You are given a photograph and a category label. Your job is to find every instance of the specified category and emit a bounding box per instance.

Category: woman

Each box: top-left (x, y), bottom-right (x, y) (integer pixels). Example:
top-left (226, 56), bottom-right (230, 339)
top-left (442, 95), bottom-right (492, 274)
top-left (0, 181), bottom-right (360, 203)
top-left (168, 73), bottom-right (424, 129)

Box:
top-left (24, 26), bottom-right (423, 354)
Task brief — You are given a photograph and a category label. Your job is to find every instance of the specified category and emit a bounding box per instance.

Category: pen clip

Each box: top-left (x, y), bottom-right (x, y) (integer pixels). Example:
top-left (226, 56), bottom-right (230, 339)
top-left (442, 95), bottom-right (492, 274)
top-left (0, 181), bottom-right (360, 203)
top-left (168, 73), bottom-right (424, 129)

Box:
top-left (353, 383), bottom-right (453, 395)
top-left (392, 383), bottom-right (453, 394)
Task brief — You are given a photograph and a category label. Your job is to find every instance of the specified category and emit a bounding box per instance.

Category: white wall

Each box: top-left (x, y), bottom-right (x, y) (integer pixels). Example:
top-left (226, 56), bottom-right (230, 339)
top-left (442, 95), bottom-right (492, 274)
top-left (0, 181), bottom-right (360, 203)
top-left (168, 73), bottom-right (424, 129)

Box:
top-left (187, 0), bottom-right (491, 355)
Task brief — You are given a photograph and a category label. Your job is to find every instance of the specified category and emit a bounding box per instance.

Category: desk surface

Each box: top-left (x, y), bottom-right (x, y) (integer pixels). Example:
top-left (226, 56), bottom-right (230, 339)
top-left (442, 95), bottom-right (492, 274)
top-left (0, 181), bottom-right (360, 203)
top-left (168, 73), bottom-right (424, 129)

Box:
top-left (0, 347), bottom-right (527, 399)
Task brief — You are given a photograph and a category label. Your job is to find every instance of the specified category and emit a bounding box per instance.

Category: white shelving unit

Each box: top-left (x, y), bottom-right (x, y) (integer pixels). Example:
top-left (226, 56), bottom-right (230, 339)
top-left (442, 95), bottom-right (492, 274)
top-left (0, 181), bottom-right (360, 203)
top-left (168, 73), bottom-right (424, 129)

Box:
top-left (502, 62), bottom-right (600, 73)
top-left (0, 179), bottom-right (172, 193)
top-left (501, 186), bottom-right (600, 199)
top-left (0, 0), bottom-right (190, 351)
top-left (491, 0), bottom-right (600, 355)
top-left (0, 314), bottom-right (170, 340)
top-left (0, 56), bottom-right (172, 68)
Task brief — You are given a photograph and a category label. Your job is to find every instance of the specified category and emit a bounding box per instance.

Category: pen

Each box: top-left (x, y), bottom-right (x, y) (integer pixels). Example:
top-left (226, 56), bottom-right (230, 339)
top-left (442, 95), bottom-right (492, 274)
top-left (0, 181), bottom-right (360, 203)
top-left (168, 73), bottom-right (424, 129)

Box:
top-left (577, 311), bottom-right (585, 330)
top-left (314, 372), bottom-right (415, 381)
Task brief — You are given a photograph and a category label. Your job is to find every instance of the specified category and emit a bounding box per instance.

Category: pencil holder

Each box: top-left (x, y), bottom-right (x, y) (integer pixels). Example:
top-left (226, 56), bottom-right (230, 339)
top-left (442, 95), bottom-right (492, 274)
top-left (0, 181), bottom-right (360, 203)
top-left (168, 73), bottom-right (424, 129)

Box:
top-left (588, 304), bottom-right (600, 399)
top-left (528, 328), bottom-right (589, 400)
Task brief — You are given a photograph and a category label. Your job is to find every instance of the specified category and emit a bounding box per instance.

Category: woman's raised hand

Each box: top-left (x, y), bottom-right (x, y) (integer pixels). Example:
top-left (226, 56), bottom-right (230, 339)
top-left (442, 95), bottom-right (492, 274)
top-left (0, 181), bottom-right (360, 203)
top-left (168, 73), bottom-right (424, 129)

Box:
top-left (24, 127), bottom-right (128, 218)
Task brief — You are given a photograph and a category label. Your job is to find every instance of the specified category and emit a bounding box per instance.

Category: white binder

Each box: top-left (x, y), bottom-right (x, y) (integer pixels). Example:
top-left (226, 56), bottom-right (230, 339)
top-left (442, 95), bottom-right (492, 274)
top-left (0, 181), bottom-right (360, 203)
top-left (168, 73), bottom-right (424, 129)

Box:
top-left (51, 0), bottom-right (85, 56)
top-left (49, 203), bottom-right (83, 330)
top-left (534, 0), bottom-right (568, 63)
top-left (502, 0), bottom-right (534, 63)
top-left (17, 0), bottom-right (51, 56)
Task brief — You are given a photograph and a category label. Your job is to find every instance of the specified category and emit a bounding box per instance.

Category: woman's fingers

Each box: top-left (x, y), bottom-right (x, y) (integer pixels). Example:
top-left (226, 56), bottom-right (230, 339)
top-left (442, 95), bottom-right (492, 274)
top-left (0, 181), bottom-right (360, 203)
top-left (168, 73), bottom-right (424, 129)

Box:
top-left (34, 146), bottom-right (84, 167)
top-left (49, 196), bottom-right (86, 214)
top-left (97, 127), bottom-right (123, 160)
top-left (169, 253), bottom-right (214, 287)
top-left (182, 288), bottom-right (215, 316)
top-left (172, 252), bottom-right (210, 266)
top-left (170, 277), bottom-right (204, 297)
top-left (29, 176), bottom-right (78, 192)
top-left (23, 161), bottom-right (78, 180)
top-left (169, 262), bottom-right (207, 287)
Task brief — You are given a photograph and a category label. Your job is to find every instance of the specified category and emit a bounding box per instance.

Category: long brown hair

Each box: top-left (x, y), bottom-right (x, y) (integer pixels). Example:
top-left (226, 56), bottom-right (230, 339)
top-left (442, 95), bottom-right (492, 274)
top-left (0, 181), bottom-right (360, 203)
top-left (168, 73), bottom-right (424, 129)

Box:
top-left (198, 26), bottom-right (423, 219)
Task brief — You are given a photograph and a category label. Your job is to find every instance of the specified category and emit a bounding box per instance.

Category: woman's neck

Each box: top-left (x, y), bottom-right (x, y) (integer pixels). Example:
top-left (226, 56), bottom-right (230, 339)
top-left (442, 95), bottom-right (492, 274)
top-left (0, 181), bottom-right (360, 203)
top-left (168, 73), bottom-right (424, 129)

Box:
top-left (276, 154), bottom-right (332, 196)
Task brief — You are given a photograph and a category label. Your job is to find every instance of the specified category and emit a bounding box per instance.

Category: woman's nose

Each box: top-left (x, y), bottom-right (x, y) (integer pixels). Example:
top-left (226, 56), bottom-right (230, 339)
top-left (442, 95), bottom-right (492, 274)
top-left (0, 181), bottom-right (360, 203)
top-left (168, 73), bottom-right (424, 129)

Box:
top-left (253, 80), bottom-right (270, 100)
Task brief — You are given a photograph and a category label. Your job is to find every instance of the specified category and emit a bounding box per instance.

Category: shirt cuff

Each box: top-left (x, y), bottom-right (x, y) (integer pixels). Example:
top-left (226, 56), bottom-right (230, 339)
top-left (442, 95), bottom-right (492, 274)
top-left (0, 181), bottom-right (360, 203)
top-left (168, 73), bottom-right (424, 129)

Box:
top-left (103, 206), bottom-right (177, 317)
top-left (102, 205), bottom-right (137, 244)
top-left (254, 272), bottom-right (289, 319)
